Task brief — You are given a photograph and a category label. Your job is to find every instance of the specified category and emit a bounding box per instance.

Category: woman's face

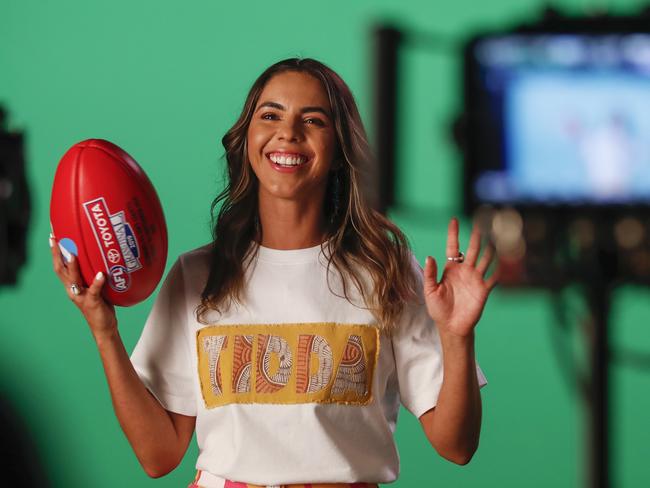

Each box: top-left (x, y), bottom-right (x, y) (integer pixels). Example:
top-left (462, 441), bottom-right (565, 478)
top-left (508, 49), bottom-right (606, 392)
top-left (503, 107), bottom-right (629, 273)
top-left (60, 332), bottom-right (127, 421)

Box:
top-left (247, 71), bottom-right (337, 205)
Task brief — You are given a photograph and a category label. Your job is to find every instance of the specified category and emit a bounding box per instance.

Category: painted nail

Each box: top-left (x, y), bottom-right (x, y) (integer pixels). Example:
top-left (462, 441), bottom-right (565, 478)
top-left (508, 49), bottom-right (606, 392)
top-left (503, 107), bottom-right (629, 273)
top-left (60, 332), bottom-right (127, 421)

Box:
top-left (95, 271), bottom-right (104, 281)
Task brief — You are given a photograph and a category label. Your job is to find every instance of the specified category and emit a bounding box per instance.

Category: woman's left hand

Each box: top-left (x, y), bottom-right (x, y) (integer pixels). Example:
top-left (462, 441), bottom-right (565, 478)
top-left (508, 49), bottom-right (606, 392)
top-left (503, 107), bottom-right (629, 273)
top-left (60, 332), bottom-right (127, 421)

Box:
top-left (423, 218), bottom-right (498, 338)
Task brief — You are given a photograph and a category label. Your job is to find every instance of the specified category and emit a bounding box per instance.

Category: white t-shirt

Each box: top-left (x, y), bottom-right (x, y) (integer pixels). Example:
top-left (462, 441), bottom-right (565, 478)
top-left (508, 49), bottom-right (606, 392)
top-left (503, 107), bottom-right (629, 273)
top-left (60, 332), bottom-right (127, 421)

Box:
top-left (130, 243), bottom-right (487, 486)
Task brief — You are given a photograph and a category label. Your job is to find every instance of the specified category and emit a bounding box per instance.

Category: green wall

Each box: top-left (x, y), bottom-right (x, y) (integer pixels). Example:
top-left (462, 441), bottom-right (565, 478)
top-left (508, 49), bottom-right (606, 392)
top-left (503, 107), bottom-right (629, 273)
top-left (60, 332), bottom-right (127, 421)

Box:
top-left (2, 1), bottom-right (649, 486)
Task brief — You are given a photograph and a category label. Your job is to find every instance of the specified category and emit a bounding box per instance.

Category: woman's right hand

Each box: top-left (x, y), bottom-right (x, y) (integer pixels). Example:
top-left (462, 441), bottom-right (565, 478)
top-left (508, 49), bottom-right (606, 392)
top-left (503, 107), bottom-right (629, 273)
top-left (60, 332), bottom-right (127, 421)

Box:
top-left (50, 235), bottom-right (194, 476)
top-left (50, 234), bottom-right (118, 341)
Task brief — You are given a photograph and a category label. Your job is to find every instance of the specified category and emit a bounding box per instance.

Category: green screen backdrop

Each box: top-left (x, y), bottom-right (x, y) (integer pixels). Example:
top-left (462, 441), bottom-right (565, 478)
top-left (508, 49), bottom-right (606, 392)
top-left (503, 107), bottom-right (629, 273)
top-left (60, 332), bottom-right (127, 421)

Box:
top-left (1, 1), bottom-right (649, 487)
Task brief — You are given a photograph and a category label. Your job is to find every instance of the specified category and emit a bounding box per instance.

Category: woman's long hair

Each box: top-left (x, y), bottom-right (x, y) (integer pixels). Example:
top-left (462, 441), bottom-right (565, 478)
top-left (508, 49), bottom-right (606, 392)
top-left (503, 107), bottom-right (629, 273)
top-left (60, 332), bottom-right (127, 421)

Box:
top-left (197, 58), bottom-right (420, 333)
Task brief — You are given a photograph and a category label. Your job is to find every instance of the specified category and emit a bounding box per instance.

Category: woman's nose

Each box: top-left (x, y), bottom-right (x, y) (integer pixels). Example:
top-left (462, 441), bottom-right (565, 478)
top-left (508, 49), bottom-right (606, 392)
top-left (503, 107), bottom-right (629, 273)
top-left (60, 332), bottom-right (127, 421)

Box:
top-left (277, 117), bottom-right (302, 142)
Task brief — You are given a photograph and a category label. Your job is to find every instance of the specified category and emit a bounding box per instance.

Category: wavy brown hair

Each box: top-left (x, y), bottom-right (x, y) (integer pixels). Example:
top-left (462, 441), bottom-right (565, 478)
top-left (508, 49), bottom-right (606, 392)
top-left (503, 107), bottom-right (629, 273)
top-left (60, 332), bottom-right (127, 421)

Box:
top-left (197, 58), bottom-right (420, 333)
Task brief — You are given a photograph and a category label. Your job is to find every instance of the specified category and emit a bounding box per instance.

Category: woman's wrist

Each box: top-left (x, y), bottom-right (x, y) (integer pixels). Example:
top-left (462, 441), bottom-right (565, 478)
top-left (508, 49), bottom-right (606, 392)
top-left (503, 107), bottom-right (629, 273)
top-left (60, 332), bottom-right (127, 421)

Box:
top-left (93, 326), bottom-right (121, 350)
top-left (439, 329), bottom-right (475, 349)
top-left (439, 331), bottom-right (478, 387)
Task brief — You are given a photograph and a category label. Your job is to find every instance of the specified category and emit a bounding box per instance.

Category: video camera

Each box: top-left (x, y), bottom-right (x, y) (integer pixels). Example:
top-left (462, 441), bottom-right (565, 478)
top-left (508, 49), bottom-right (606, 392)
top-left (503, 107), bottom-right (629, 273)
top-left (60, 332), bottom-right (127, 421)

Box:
top-left (0, 106), bottom-right (30, 286)
top-left (459, 7), bottom-right (650, 287)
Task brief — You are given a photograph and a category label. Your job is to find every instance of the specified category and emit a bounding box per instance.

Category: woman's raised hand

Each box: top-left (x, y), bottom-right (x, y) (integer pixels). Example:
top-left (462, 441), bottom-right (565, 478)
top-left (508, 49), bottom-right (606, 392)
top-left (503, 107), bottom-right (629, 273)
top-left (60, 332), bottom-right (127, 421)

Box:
top-left (423, 218), bottom-right (498, 339)
top-left (50, 235), bottom-right (118, 341)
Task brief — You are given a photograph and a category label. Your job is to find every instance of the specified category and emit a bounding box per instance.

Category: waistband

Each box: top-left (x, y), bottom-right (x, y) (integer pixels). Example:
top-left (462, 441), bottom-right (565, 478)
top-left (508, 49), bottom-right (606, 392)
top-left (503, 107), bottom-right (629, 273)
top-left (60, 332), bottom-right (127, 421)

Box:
top-left (188, 470), bottom-right (379, 488)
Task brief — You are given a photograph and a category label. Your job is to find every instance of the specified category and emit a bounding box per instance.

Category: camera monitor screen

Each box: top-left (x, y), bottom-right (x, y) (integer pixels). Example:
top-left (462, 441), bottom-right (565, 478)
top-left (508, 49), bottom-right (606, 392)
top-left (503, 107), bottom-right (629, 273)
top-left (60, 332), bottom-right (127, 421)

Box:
top-left (464, 33), bottom-right (650, 209)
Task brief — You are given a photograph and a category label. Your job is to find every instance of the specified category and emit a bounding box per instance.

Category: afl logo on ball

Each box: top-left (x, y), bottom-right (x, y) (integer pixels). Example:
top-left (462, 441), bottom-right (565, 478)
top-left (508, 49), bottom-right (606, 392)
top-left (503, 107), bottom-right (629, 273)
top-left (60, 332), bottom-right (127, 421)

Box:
top-left (83, 197), bottom-right (143, 292)
top-left (109, 265), bottom-right (131, 292)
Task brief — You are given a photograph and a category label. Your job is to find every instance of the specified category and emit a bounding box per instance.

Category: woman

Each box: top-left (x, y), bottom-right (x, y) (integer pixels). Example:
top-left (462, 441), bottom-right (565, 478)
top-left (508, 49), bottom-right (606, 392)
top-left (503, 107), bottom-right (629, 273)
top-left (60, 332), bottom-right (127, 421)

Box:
top-left (51, 58), bottom-right (497, 488)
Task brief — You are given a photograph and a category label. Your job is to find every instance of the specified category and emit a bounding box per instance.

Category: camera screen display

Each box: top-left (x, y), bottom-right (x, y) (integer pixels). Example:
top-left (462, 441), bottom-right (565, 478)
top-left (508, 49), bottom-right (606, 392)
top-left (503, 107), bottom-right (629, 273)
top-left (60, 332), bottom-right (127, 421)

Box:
top-left (467, 34), bottom-right (650, 207)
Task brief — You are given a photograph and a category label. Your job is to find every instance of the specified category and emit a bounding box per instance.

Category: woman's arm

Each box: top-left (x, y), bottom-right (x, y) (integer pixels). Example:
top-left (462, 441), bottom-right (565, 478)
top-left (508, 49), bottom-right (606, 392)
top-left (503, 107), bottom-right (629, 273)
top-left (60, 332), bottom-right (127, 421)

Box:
top-left (51, 238), bottom-right (195, 477)
top-left (95, 329), bottom-right (196, 477)
top-left (418, 333), bottom-right (481, 465)
top-left (418, 219), bottom-right (497, 464)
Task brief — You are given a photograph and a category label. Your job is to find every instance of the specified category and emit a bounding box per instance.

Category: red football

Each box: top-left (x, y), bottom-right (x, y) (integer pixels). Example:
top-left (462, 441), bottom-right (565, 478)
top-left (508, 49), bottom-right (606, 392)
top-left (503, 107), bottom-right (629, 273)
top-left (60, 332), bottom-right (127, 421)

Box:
top-left (50, 139), bottom-right (168, 306)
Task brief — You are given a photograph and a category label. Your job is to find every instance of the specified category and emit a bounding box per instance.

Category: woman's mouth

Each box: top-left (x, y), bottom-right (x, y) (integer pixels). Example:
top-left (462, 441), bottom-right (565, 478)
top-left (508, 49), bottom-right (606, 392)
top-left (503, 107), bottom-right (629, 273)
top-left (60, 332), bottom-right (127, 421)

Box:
top-left (267, 152), bottom-right (310, 168)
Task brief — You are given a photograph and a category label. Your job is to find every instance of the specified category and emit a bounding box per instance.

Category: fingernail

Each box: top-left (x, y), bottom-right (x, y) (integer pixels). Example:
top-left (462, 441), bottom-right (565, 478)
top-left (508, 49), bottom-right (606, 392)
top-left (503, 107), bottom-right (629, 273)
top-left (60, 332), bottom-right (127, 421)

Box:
top-left (95, 271), bottom-right (104, 281)
top-left (48, 237), bottom-right (54, 248)
top-left (426, 256), bottom-right (432, 265)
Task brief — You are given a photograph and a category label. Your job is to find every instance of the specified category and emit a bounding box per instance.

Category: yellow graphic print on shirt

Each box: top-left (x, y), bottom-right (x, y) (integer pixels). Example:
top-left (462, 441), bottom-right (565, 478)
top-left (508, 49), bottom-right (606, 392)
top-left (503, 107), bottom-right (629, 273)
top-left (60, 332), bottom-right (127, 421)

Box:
top-left (197, 323), bottom-right (379, 408)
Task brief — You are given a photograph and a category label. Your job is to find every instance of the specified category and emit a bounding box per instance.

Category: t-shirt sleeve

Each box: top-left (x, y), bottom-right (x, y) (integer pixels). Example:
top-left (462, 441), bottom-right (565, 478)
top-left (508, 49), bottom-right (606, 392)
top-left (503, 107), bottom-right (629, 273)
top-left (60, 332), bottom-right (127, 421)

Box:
top-left (130, 257), bottom-right (197, 416)
top-left (391, 255), bottom-right (488, 419)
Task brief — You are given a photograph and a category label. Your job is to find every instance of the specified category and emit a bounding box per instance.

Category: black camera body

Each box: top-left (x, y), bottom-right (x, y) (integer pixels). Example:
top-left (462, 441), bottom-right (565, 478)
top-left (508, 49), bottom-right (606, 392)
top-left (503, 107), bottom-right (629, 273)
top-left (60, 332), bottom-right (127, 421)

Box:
top-left (0, 106), bottom-right (30, 286)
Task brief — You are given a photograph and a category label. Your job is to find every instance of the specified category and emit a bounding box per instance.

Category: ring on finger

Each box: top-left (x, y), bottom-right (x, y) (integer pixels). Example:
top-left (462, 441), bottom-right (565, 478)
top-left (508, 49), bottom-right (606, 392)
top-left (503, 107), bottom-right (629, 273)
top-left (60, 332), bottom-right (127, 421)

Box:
top-left (447, 251), bottom-right (465, 263)
top-left (70, 283), bottom-right (81, 296)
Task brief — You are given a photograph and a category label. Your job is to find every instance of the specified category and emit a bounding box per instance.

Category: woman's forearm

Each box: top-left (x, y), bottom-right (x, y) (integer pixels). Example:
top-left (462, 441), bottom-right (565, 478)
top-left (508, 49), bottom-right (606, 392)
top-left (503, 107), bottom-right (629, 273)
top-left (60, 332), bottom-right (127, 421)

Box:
top-left (94, 329), bottom-right (193, 477)
top-left (420, 332), bottom-right (482, 464)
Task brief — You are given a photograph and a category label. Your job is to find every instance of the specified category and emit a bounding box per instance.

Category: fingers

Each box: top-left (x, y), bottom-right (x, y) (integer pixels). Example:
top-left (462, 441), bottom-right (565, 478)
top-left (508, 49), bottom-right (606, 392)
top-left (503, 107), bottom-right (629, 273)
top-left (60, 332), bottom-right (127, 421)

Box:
top-left (50, 233), bottom-right (86, 300)
top-left (485, 266), bottom-right (500, 290)
top-left (423, 255), bottom-right (438, 294)
top-left (87, 271), bottom-right (106, 298)
top-left (65, 283), bottom-right (84, 301)
top-left (50, 235), bottom-right (67, 278)
top-left (477, 244), bottom-right (499, 291)
top-left (50, 233), bottom-right (83, 282)
top-left (65, 253), bottom-right (85, 289)
top-left (445, 217), bottom-right (459, 259)
top-left (446, 219), bottom-right (485, 268)
top-left (464, 224), bottom-right (481, 266)
top-left (476, 244), bottom-right (495, 276)
top-left (440, 218), bottom-right (498, 289)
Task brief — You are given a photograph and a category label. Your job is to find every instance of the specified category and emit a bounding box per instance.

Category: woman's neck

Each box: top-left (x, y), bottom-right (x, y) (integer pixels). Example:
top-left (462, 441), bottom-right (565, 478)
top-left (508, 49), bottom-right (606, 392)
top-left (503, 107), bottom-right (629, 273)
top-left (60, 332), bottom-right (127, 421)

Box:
top-left (256, 194), bottom-right (327, 250)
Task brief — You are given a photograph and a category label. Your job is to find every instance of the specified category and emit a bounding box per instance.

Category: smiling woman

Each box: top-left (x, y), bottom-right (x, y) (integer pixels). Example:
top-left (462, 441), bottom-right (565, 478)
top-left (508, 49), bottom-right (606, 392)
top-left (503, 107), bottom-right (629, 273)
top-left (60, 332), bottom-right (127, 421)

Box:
top-left (197, 59), bottom-right (424, 332)
top-left (247, 72), bottom-right (337, 215)
top-left (50, 58), bottom-right (496, 488)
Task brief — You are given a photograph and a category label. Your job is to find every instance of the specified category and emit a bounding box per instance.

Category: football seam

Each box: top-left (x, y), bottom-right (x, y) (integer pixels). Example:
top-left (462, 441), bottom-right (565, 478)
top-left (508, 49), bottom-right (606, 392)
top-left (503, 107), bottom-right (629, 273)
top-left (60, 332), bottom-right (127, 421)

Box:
top-left (85, 140), bottom-right (168, 274)
top-left (84, 141), bottom-right (166, 236)
top-left (75, 145), bottom-right (95, 288)
top-left (83, 140), bottom-right (168, 300)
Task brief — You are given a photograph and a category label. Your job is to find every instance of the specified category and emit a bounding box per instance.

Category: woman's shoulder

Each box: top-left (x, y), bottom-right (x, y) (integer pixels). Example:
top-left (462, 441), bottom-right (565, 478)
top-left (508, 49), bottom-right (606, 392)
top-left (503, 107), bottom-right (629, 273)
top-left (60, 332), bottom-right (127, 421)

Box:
top-left (174, 243), bottom-right (212, 276)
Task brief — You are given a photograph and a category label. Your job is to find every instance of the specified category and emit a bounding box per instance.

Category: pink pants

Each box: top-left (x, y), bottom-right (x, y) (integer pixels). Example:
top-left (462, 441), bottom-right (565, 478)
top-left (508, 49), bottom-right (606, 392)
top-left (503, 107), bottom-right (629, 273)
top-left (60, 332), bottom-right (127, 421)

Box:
top-left (188, 471), bottom-right (379, 488)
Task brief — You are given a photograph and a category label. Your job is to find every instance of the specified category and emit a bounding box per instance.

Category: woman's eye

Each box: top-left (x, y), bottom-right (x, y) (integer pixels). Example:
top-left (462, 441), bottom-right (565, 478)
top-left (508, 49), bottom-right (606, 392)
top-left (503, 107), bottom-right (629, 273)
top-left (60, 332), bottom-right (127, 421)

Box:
top-left (305, 118), bottom-right (325, 126)
top-left (261, 113), bottom-right (278, 120)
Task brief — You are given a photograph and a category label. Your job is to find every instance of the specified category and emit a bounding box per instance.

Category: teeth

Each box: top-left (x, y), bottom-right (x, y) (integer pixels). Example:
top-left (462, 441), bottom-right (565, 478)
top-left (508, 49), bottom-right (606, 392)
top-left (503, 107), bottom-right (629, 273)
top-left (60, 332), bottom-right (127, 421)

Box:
top-left (269, 153), bottom-right (307, 166)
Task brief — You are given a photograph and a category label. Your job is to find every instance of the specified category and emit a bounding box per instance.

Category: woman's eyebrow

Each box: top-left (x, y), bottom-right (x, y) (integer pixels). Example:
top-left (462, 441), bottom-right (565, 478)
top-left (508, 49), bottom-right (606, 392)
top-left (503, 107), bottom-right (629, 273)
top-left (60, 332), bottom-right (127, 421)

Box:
top-left (257, 101), bottom-right (284, 111)
top-left (301, 106), bottom-right (331, 118)
top-left (256, 101), bottom-right (331, 118)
